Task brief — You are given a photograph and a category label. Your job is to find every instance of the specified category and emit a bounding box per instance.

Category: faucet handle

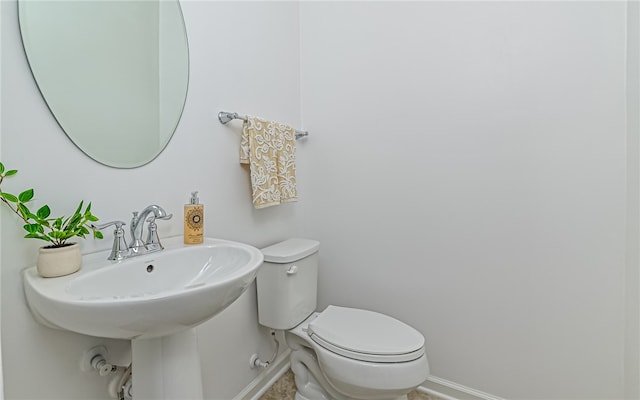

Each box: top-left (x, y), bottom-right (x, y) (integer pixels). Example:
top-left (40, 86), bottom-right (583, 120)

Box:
top-left (92, 220), bottom-right (126, 231)
top-left (91, 221), bottom-right (129, 261)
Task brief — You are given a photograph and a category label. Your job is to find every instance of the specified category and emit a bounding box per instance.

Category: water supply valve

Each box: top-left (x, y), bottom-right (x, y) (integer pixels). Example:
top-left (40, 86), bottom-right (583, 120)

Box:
top-left (81, 345), bottom-right (116, 376)
top-left (91, 354), bottom-right (115, 376)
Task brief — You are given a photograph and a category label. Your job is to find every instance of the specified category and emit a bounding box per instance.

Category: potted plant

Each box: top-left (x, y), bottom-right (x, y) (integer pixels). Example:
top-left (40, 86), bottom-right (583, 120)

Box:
top-left (0, 162), bottom-right (103, 277)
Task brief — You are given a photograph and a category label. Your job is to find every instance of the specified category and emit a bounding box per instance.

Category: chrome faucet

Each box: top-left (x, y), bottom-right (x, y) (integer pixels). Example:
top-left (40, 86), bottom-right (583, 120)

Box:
top-left (92, 205), bottom-right (172, 261)
top-left (129, 205), bottom-right (172, 254)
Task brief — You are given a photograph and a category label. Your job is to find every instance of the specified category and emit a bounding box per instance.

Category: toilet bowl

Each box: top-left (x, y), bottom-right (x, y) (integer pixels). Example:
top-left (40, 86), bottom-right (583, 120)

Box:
top-left (257, 239), bottom-right (429, 400)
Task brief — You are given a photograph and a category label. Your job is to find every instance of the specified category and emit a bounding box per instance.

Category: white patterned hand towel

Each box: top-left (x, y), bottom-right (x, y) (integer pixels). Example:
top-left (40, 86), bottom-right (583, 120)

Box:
top-left (240, 116), bottom-right (298, 209)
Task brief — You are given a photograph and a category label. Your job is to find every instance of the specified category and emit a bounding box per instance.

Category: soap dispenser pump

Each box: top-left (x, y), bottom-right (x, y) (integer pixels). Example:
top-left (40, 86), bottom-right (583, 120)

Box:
top-left (184, 191), bottom-right (204, 245)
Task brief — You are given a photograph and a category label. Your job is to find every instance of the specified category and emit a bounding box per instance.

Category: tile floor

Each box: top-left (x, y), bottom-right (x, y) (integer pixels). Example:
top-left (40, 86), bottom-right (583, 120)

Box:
top-left (259, 369), bottom-right (436, 400)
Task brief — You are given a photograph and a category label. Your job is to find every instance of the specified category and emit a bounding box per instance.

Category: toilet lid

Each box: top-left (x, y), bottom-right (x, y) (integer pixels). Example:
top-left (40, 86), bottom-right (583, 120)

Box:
top-left (307, 306), bottom-right (425, 363)
top-left (261, 238), bottom-right (320, 263)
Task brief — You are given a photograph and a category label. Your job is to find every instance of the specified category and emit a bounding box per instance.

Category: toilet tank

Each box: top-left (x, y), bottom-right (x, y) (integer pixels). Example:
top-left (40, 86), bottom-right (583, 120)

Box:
top-left (257, 238), bottom-right (320, 330)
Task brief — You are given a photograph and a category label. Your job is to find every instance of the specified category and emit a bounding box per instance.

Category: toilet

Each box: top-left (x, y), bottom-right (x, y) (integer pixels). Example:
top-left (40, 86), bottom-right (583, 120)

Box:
top-left (257, 238), bottom-right (430, 400)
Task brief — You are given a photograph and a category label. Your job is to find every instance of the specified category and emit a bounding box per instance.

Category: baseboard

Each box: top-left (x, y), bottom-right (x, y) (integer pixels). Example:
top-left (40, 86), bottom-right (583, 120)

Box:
top-left (418, 375), bottom-right (505, 400)
top-left (233, 352), bottom-right (502, 400)
top-left (233, 349), bottom-right (292, 400)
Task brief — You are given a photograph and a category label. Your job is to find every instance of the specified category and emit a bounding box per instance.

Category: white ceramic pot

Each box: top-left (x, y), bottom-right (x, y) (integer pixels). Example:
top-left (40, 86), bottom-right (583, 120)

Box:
top-left (37, 242), bottom-right (81, 278)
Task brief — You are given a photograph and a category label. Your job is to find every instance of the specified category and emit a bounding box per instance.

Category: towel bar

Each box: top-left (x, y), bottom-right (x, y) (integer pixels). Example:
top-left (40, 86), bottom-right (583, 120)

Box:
top-left (218, 111), bottom-right (309, 140)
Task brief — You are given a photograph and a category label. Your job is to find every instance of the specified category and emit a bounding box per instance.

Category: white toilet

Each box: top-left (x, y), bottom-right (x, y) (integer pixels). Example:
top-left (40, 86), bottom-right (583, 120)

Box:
top-left (257, 238), bottom-right (430, 400)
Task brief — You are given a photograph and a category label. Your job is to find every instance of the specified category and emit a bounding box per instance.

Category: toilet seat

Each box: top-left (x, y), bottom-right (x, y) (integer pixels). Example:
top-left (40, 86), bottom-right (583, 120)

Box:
top-left (307, 306), bottom-right (425, 363)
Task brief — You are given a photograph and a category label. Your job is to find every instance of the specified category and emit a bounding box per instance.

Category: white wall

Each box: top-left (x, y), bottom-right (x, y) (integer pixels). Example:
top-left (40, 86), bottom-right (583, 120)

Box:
top-left (298, 2), bottom-right (629, 399)
top-left (1, 1), bottom-right (301, 399)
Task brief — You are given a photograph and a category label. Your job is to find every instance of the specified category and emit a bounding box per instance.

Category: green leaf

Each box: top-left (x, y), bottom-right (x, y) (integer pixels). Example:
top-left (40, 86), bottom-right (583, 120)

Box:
top-left (53, 218), bottom-right (62, 230)
top-left (94, 231), bottom-right (104, 239)
top-left (18, 189), bottom-right (34, 203)
top-left (86, 214), bottom-right (99, 222)
top-left (36, 205), bottom-right (51, 219)
top-left (4, 170), bottom-right (17, 177)
top-left (0, 192), bottom-right (18, 203)
top-left (73, 201), bottom-right (84, 215)
top-left (65, 214), bottom-right (82, 230)
top-left (0, 163), bottom-right (5, 174)
top-left (62, 232), bottom-right (76, 240)
top-left (17, 203), bottom-right (30, 220)
top-left (37, 218), bottom-right (50, 228)
top-left (49, 231), bottom-right (66, 239)
top-left (24, 233), bottom-right (50, 242)
top-left (23, 224), bottom-right (40, 234)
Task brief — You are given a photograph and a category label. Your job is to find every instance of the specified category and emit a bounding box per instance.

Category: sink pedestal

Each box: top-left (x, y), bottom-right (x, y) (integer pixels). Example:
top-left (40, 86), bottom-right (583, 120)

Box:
top-left (131, 329), bottom-right (203, 400)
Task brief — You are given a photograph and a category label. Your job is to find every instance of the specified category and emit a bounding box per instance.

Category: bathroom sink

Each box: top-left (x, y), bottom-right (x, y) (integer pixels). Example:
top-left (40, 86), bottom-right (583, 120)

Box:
top-left (23, 237), bottom-right (264, 339)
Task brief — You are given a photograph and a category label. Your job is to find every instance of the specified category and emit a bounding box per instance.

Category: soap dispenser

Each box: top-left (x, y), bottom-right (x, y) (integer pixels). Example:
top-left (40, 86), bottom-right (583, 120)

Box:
top-left (184, 191), bottom-right (204, 245)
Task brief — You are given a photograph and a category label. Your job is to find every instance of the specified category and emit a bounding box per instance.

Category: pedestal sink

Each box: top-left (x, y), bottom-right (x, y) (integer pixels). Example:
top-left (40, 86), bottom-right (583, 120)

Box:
top-left (23, 236), bottom-right (264, 400)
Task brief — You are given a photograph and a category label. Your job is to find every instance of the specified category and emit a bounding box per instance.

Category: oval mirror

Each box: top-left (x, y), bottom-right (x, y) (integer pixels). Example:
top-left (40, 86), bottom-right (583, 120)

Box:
top-left (18, 0), bottom-right (189, 168)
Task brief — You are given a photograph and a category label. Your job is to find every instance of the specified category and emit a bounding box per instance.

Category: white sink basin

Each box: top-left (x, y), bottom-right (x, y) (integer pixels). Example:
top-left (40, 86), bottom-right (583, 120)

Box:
top-left (23, 237), bottom-right (264, 339)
